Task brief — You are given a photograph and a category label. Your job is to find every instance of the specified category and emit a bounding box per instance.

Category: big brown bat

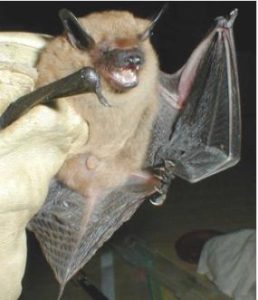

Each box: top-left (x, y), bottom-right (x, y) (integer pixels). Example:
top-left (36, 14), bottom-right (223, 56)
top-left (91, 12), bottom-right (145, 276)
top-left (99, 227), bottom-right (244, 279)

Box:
top-left (36, 8), bottom-right (167, 202)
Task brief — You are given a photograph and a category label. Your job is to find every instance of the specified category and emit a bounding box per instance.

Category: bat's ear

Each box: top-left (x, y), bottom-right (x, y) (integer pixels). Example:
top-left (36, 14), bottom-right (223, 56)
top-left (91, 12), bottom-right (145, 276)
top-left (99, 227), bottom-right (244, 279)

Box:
top-left (59, 9), bottom-right (95, 50)
top-left (138, 3), bottom-right (168, 41)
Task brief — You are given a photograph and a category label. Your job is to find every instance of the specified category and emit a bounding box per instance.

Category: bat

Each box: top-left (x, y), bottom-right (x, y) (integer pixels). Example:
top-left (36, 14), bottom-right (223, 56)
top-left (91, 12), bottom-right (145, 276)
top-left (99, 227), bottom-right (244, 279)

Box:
top-left (0, 5), bottom-right (241, 299)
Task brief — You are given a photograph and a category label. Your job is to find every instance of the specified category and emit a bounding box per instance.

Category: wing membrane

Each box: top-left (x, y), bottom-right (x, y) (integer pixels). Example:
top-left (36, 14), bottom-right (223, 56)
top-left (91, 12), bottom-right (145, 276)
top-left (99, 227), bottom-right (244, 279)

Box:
top-left (158, 10), bottom-right (241, 182)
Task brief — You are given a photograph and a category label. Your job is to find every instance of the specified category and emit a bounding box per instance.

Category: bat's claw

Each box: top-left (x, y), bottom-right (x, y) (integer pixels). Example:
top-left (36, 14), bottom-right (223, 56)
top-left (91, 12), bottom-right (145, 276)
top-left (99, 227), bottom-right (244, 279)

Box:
top-left (149, 160), bottom-right (175, 206)
top-left (79, 67), bottom-right (111, 107)
top-left (149, 192), bottom-right (167, 206)
top-left (153, 159), bottom-right (175, 183)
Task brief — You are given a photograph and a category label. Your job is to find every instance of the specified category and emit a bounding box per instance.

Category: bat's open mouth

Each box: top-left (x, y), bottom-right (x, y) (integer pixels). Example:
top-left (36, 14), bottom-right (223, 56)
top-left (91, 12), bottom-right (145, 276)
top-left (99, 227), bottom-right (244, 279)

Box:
top-left (108, 65), bottom-right (140, 90)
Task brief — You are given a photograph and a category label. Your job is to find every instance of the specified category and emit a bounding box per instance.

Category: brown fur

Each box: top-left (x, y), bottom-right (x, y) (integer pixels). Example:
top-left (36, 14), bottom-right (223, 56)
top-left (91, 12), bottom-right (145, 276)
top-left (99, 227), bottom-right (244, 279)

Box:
top-left (36, 10), bottom-right (159, 197)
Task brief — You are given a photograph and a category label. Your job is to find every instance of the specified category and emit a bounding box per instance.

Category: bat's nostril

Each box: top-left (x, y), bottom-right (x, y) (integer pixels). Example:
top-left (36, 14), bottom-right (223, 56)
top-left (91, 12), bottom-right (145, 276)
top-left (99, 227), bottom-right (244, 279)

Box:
top-left (134, 56), bottom-right (142, 65)
top-left (127, 55), bottom-right (142, 66)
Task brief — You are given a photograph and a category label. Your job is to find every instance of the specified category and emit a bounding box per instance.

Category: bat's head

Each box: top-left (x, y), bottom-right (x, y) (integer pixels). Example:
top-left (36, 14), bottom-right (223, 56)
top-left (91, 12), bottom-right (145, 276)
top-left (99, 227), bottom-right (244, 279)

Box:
top-left (58, 8), bottom-right (166, 93)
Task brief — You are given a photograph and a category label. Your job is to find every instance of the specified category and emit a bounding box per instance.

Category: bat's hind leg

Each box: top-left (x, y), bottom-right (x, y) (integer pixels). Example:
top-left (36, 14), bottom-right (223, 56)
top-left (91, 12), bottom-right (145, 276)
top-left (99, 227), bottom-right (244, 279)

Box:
top-left (126, 160), bottom-right (175, 206)
top-left (149, 160), bottom-right (175, 206)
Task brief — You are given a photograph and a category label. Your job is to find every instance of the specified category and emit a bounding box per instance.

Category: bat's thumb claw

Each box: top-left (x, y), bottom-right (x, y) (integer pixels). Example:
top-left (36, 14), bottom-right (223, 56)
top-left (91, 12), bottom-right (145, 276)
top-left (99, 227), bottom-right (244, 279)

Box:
top-left (95, 87), bottom-right (111, 107)
top-left (80, 67), bottom-right (111, 107)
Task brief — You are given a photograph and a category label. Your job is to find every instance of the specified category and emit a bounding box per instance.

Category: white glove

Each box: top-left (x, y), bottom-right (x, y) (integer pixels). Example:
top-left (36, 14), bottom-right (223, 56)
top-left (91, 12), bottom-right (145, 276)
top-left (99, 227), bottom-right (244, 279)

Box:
top-left (0, 33), bottom-right (88, 300)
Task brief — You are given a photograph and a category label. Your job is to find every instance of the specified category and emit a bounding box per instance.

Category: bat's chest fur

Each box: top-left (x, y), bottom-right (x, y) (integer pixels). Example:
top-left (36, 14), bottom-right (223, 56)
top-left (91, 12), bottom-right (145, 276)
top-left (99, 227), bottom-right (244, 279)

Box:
top-left (66, 83), bottom-right (154, 155)
top-left (57, 91), bottom-right (157, 196)
top-left (85, 102), bottom-right (143, 158)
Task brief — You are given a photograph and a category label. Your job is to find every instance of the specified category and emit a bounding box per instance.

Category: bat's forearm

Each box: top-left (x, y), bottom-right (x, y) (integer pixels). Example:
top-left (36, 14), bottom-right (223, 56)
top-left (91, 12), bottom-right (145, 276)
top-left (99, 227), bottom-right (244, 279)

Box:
top-left (0, 67), bottom-right (108, 129)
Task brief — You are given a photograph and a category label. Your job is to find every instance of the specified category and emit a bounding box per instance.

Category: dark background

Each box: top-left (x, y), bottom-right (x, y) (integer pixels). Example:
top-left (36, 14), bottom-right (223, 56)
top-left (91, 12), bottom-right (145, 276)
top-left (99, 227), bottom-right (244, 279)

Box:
top-left (0, 2), bottom-right (255, 299)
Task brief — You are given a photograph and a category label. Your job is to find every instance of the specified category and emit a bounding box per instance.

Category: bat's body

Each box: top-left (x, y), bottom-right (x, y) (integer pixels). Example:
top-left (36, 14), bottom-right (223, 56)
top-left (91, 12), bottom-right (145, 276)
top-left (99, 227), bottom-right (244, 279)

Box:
top-left (36, 11), bottom-right (160, 197)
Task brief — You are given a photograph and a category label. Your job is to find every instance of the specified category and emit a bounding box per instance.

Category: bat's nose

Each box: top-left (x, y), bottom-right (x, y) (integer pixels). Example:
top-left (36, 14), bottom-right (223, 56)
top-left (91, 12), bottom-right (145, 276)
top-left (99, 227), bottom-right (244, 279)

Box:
top-left (103, 48), bottom-right (144, 68)
top-left (125, 55), bottom-right (143, 66)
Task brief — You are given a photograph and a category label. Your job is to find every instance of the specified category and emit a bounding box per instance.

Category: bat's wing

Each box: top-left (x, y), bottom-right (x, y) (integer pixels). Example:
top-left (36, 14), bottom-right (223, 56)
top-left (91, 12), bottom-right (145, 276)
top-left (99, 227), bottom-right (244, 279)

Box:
top-left (28, 181), bottom-right (150, 298)
top-left (153, 9), bottom-right (241, 182)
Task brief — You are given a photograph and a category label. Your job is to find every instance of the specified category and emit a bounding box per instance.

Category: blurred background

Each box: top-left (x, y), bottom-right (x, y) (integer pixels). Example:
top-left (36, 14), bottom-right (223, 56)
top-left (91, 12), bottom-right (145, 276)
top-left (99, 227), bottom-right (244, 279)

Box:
top-left (0, 2), bottom-right (255, 299)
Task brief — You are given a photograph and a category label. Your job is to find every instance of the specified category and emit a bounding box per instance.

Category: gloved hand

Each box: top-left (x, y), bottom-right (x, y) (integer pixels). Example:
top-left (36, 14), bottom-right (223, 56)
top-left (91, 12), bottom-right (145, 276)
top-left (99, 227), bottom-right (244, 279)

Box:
top-left (0, 33), bottom-right (88, 300)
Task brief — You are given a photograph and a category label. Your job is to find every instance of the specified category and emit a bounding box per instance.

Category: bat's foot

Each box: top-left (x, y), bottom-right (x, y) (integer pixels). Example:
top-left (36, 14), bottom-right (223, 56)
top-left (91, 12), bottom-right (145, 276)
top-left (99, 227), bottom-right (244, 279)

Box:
top-left (149, 160), bottom-right (175, 206)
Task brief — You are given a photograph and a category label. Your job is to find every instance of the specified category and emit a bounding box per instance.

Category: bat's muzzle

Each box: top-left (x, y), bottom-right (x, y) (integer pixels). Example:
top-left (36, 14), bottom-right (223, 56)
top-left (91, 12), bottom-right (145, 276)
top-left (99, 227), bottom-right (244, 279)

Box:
top-left (118, 49), bottom-right (144, 69)
top-left (105, 48), bottom-right (144, 69)
top-left (99, 48), bottom-right (144, 91)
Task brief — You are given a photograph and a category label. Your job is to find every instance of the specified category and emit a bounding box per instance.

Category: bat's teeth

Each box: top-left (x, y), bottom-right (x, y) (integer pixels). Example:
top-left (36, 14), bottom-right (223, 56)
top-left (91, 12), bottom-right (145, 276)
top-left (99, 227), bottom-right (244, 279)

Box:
top-left (112, 69), bottom-right (138, 87)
